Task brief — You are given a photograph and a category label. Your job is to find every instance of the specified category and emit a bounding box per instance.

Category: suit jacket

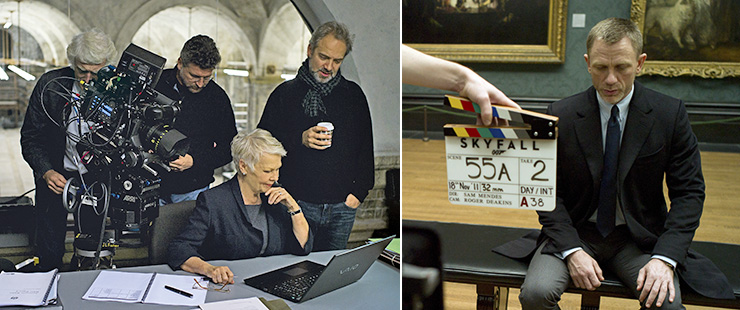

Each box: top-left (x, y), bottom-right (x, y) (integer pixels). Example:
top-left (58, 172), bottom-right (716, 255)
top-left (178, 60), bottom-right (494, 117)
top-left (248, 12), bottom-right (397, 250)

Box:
top-left (498, 82), bottom-right (732, 299)
top-left (167, 177), bottom-right (313, 270)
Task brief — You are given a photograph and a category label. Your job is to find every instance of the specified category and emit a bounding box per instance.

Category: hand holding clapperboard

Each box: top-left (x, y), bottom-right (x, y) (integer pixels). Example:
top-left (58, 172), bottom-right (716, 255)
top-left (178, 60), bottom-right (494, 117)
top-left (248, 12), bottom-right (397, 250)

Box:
top-left (443, 95), bottom-right (559, 211)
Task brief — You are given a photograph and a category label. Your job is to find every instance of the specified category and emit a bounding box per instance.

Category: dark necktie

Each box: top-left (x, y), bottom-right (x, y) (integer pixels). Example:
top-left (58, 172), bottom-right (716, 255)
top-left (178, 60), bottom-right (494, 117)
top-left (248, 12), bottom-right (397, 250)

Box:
top-left (597, 105), bottom-right (620, 237)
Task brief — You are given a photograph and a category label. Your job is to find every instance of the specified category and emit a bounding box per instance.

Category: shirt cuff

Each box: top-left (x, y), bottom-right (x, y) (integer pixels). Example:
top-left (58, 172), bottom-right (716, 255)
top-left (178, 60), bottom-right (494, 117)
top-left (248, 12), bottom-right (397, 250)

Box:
top-left (652, 255), bottom-right (677, 269)
top-left (556, 247), bottom-right (583, 260)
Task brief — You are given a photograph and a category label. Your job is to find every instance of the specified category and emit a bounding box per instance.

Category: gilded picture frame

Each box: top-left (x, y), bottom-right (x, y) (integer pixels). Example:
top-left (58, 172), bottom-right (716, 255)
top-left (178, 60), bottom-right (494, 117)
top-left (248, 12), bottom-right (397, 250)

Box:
top-left (630, 0), bottom-right (740, 78)
top-left (402, 0), bottom-right (568, 64)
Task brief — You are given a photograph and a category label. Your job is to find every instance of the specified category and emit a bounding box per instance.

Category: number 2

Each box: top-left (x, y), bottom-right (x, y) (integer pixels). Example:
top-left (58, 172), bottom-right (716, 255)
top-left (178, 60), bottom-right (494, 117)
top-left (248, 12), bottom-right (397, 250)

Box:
top-left (531, 160), bottom-right (548, 181)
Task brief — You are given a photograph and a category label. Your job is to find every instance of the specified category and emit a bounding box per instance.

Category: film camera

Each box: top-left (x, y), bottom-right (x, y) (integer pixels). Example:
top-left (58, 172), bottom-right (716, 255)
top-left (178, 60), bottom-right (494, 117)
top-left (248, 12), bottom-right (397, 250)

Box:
top-left (54, 44), bottom-right (189, 269)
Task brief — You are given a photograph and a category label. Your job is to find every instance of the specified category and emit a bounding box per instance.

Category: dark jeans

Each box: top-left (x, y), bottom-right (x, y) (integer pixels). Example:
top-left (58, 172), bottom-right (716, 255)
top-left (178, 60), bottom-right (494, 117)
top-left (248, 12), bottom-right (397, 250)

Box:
top-left (159, 185), bottom-right (209, 206)
top-left (298, 200), bottom-right (358, 251)
top-left (34, 179), bottom-right (69, 271)
top-left (34, 171), bottom-right (107, 271)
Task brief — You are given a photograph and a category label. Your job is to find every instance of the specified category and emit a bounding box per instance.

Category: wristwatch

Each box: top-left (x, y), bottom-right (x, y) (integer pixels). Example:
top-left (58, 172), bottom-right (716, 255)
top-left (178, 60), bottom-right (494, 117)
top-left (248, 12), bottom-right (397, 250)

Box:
top-left (663, 260), bottom-right (676, 271)
top-left (288, 208), bottom-right (302, 216)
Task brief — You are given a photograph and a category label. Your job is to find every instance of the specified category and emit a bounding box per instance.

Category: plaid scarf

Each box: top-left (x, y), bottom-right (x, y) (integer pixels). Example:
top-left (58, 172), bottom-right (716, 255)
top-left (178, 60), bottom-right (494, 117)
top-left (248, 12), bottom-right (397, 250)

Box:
top-left (297, 59), bottom-right (341, 117)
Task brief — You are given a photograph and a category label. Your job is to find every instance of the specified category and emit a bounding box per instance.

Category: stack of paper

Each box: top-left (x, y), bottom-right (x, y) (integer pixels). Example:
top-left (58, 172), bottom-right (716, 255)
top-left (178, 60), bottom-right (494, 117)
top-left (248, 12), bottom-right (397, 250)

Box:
top-left (0, 269), bottom-right (59, 307)
top-left (83, 270), bottom-right (206, 306)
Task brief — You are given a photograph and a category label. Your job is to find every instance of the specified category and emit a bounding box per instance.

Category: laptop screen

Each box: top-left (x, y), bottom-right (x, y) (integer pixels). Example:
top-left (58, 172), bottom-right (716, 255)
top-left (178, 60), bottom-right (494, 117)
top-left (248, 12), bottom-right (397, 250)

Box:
top-left (301, 236), bottom-right (394, 301)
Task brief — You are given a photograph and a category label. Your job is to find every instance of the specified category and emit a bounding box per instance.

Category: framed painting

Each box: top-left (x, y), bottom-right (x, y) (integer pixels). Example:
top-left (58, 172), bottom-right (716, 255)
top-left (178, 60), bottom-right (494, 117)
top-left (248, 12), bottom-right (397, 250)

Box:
top-left (630, 0), bottom-right (740, 78)
top-left (402, 0), bottom-right (568, 63)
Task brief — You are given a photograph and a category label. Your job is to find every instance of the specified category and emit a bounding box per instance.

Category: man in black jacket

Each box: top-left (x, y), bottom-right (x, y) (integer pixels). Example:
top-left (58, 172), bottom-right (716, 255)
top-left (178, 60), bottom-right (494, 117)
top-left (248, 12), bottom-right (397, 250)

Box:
top-left (21, 29), bottom-right (116, 271)
top-left (517, 18), bottom-right (733, 309)
top-left (258, 22), bottom-right (374, 251)
top-left (154, 35), bottom-right (236, 205)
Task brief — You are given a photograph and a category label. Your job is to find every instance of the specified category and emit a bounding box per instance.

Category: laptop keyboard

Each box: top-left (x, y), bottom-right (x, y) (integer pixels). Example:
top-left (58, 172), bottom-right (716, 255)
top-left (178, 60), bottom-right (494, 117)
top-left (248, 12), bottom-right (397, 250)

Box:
top-left (272, 271), bottom-right (321, 301)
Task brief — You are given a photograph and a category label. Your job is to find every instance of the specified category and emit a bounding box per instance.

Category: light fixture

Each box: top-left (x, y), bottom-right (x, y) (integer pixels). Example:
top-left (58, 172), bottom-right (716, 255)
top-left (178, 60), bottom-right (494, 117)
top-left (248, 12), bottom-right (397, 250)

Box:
top-left (0, 66), bottom-right (9, 80)
top-left (223, 69), bottom-right (249, 77)
top-left (226, 61), bottom-right (249, 67)
top-left (3, 10), bottom-right (11, 29)
top-left (8, 65), bottom-right (35, 81)
top-left (281, 67), bottom-right (297, 80)
top-left (20, 58), bottom-right (48, 67)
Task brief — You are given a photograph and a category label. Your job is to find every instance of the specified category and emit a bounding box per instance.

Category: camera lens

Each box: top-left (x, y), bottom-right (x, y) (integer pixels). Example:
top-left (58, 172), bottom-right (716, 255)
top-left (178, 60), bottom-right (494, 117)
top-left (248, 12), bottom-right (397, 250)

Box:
top-left (142, 124), bottom-right (190, 160)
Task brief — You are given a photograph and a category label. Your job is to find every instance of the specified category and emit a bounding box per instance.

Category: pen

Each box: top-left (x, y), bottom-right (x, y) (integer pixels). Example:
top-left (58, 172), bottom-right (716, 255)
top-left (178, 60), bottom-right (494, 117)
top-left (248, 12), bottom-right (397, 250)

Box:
top-left (164, 285), bottom-right (193, 298)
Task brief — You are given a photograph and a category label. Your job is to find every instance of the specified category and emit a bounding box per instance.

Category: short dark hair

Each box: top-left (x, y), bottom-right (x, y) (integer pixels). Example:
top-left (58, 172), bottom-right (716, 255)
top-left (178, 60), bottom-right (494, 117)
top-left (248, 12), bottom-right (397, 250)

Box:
top-left (586, 17), bottom-right (643, 58)
top-left (180, 35), bottom-right (221, 69)
top-left (309, 21), bottom-right (354, 56)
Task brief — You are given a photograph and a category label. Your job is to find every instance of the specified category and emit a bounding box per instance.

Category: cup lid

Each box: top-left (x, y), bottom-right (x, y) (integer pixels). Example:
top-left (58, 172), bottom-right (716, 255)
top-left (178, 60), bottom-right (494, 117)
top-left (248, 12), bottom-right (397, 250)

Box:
top-left (317, 122), bottom-right (334, 130)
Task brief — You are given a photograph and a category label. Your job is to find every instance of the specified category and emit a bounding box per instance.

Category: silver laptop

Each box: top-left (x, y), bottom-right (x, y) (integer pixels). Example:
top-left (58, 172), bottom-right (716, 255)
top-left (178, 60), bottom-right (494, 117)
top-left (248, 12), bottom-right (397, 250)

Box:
top-left (243, 235), bottom-right (394, 302)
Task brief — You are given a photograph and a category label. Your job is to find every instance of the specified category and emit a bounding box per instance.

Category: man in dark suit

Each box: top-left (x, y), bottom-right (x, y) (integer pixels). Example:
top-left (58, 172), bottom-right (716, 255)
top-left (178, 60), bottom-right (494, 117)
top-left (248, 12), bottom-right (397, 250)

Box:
top-left (517, 18), bottom-right (732, 309)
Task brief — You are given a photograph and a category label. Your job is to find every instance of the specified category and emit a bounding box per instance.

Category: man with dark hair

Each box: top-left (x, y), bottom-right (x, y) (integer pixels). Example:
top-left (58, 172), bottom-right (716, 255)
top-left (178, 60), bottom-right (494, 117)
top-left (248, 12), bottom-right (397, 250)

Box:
top-left (155, 35), bottom-right (237, 205)
top-left (516, 17), bottom-right (733, 309)
top-left (21, 29), bottom-right (116, 271)
top-left (258, 21), bottom-right (374, 251)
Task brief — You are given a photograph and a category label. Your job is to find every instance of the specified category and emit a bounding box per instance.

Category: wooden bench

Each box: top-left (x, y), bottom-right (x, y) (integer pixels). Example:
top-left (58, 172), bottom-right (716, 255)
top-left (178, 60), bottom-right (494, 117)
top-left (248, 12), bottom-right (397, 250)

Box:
top-left (404, 220), bottom-right (740, 309)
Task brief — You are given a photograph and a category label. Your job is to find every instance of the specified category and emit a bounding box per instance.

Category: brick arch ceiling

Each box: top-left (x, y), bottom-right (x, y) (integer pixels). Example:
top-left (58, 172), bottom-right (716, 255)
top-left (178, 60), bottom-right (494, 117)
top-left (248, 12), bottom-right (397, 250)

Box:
top-left (0, 1), bottom-right (79, 66)
top-left (130, 5), bottom-right (256, 69)
top-left (258, 3), bottom-right (310, 75)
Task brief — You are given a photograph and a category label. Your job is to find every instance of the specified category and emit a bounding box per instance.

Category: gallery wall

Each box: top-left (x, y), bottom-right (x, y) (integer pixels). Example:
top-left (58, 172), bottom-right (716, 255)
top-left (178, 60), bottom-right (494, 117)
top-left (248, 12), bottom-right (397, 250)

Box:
top-left (402, 0), bottom-right (740, 104)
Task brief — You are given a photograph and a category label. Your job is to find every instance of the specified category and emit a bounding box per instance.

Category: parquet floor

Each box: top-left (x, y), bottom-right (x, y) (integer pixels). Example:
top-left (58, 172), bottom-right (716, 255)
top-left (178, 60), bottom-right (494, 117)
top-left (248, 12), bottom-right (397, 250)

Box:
top-left (402, 138), bottom-right (740, 310)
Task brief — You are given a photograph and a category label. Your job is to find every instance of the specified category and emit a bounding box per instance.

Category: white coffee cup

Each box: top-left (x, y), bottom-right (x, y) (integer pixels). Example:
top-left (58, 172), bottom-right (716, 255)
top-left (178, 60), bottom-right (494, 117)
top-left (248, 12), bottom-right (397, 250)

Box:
top-left (317, 122), bottom-right (334, 148)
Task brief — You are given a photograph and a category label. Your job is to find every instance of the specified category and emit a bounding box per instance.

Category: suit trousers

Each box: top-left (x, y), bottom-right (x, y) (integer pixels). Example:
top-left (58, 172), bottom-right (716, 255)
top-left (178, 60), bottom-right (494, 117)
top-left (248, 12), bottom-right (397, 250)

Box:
top-left (519, 224), bottom-right (684, 310)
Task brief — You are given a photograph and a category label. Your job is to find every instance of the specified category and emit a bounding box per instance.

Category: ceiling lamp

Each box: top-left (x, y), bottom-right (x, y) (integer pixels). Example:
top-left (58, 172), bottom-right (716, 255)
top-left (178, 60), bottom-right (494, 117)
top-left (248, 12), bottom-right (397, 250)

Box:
top-left (7, 65), bottom-right (35, 81)
top-left (223, 69), bottom-right (249, 77)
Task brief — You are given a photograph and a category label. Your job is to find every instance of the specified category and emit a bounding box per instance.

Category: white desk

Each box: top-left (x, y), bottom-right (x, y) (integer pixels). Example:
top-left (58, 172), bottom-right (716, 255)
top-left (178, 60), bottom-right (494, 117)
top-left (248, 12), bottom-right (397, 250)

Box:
top-left (27, 250), bottom-right (399, 309)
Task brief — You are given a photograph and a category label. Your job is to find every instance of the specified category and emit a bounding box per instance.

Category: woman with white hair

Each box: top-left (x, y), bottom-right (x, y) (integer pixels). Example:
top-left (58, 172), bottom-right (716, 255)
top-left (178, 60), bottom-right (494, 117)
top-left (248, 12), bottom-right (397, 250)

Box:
top-left (168, 129), bottom-right (312, 284)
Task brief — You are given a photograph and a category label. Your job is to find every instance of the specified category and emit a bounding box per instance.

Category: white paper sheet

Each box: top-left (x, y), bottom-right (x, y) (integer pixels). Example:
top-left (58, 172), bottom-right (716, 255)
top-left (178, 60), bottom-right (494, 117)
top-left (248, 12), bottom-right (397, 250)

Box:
top-left (145, 273), bottom-right (206, 306)
top-left (0, 269), bottom-right (58, 306)
top-left (47, 274), bottom-right (60, 304)
top-left (199, 297), bottom-right (269, 310)
top-left (82, 270), bottom-right (153, 303)
top-left (82, 271), bottom-right (206, 306)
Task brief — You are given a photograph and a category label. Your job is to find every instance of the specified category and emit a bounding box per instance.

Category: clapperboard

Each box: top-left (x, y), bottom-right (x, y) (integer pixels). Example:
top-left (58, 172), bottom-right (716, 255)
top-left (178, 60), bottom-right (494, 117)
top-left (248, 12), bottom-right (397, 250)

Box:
top-left (443, 95), bottom-right (559, 211)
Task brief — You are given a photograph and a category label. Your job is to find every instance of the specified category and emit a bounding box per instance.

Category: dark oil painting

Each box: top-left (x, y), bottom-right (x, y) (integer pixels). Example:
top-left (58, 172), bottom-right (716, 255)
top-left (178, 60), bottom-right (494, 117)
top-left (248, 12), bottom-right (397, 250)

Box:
top-left (402, 0), bottom-right (550, 46)
top-left (642, 0), bottom-right (740, 62)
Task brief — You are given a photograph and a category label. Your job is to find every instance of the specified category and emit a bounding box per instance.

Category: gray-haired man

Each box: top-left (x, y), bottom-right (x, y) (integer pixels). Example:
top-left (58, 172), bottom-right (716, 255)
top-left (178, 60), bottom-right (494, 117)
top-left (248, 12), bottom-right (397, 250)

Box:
top-left (258, 21), bottom-right (374, 251)
top-left (21, 29), bottom-right (116, 271)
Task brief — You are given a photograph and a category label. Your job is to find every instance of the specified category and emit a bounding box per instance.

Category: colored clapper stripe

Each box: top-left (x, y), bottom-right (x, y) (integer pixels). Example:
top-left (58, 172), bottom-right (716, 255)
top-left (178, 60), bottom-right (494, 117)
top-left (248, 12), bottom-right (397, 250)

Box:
top-left (483, 128), bottom-right (503, 138)
top-left (443, 94), bottom-right (560, 140)
top-left (477, 128), bottom-right (518, 139)
top-left (452, 127), bottom-right (468, 137)
top-left (447, 96), bottom-right (481, 113)
top-left (465, 128), bottom-right (481, 137)
top-left (446, 96), bottom-right (519, 121)
top-left (493, 107), bottom-right (511, 121)
top-left (445, 126), bottom-right (531, 139)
